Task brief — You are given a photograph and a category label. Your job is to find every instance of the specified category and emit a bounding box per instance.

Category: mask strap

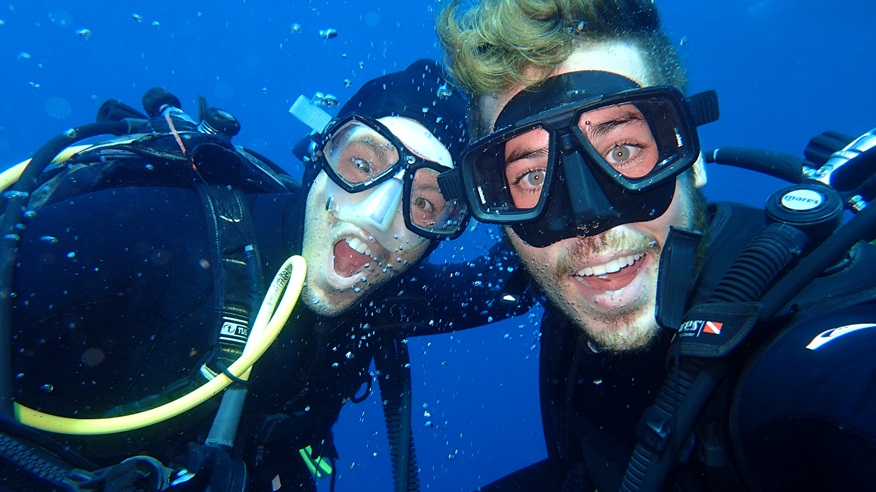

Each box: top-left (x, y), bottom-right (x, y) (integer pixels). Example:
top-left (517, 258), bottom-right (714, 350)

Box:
top-left (289, 95), bottom-right (333, 133)
top-left (685, 90), bottom-right (719, 127)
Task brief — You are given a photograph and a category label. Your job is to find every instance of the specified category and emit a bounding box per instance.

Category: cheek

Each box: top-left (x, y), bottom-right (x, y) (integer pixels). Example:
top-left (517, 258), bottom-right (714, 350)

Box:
top-left (302, 178), bottom-right (339, 258)
top-left (383, 208), bottom-right (429, 256)
top-left (404, 249), bottom-right (428, 269)
top-left (505, 227), bottom-right (555, 271)
top-left (389, 229), bottom-right (430, 265)
top-left (641, 186), bottom-right (692, 246)
top-left (305, 175), bottom-right (329, 218)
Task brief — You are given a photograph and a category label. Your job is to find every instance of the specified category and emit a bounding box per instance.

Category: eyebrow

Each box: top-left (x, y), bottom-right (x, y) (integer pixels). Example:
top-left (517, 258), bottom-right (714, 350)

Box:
top-left (583, 109), bottom-right (644, 140)
top-left (413, 183), bottom-right (441, 193)
top-left (505, 144), bottom-right (549, 165)
top-left (342, 126), bottom-right (390, 150)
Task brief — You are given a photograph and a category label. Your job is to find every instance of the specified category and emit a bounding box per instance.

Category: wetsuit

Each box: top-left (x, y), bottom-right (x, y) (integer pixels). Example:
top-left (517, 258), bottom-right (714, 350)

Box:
top-left (9, 183), bottom-right (526, 490)
top-left (485, 203), bottom-right (876, 491)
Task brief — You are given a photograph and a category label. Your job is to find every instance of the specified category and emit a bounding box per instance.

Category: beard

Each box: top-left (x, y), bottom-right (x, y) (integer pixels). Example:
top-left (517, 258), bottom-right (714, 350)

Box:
top-left (540, 227), bottom-right (663, 352)
top-left (571, 299), bottom-right (662, 352)
top-left (518, 176), bottom-right (706, 353)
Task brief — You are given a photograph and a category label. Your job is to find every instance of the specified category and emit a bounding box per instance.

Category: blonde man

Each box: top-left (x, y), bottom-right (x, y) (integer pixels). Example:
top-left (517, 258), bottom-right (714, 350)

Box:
top-left (438, 1), bottom-right (876, 491)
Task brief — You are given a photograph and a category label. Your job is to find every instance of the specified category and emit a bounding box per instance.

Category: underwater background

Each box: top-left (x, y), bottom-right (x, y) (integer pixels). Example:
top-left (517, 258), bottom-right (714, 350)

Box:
top-left (1, 1), bottom-right (874, 490)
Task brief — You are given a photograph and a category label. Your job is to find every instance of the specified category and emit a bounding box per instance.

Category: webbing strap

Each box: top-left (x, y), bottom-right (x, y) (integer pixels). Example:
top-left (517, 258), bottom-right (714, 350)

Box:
top-left (194, 184), bottom-right (264, 379)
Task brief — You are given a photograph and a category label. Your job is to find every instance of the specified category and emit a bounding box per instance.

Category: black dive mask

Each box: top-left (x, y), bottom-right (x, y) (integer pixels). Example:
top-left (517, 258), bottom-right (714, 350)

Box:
top-left (455, 71), bottom-right (717, 248)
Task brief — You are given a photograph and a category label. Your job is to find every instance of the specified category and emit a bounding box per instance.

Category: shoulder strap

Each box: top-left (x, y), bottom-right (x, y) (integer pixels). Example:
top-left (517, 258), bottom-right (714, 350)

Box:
top-left (193, 183), bottom-right (264, 381)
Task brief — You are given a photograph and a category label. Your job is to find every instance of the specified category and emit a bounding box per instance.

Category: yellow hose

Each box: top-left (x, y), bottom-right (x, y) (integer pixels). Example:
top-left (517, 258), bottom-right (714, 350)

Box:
top-left (0, 144), bottom-right (104, 194)
top-left (0, 161), bottom-right (27, 192)
top-left (14, 255), bottom-right (306, 435)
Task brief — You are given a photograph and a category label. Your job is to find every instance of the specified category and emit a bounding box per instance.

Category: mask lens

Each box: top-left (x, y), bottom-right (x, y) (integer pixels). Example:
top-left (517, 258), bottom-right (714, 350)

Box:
top-left (576, 98), bottom-right (690, 187)
top-left (464, 125), bottom-right (552, 221)
top-left (409, 167), bottom-right (468, 237)
top-left (324, 120), bottom-right (400, 188)
top-left (503, 127), bottom-right (550, 210)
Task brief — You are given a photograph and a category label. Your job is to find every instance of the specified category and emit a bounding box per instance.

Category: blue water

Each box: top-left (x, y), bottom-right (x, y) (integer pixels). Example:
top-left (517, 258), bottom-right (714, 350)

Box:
top-left (1, 1), bottom-right (874, 490)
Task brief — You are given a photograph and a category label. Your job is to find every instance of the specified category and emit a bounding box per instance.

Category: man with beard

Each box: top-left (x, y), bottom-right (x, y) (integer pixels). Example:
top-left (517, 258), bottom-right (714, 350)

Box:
top-left (438, 1), bottom-right (876, 490)
top-left (3, 59), bottom-right (526, 491)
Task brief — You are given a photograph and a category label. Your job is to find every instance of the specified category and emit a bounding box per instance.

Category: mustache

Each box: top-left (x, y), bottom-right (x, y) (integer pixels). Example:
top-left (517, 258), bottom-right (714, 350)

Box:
top-left (556, 229), bottom-right (658, 276)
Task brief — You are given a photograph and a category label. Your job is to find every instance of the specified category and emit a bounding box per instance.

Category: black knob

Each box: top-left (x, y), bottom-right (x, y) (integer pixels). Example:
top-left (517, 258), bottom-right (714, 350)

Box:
top-left (142, 87), bottom-right (182, 118)
top-left (765, 182), bottom-right (843, 243)
top-left (198, 107), bottom-right (241, 137)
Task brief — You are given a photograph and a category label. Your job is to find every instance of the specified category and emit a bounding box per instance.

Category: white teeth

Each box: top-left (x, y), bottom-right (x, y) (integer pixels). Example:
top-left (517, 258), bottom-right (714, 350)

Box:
top-left (346, 237), bottom-right (373, 257)
top-left (576, 253), bottom-right (643, 277)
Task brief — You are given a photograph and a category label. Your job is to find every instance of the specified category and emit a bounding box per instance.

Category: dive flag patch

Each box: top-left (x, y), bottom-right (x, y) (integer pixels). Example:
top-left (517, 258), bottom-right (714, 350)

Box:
top-left (678, 319), bottom-right (724, 337)
top-left (703, 321), bottom-right (723, 335)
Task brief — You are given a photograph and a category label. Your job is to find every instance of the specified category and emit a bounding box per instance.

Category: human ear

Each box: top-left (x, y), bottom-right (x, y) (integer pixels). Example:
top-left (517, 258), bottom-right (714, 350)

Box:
top-left (691, 153), bottom-right (707, 189)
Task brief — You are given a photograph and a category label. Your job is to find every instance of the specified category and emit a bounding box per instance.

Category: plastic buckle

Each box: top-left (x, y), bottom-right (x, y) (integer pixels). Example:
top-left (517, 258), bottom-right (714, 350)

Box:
top-left (636, 404), bottom-right (672, 453)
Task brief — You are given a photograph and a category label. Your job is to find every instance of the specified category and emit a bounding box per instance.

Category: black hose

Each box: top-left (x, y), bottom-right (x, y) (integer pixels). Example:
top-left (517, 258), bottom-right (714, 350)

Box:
top-left (0, 120), bottom-right (129, 417)
top-left (708, 223), bottom-right (808, 304)
top-left (706, 147), bottom-right (806, 184)
top-left (374, 335), bottom-right (419, 492)
top-left (620, 200), bottom-right (876, 491)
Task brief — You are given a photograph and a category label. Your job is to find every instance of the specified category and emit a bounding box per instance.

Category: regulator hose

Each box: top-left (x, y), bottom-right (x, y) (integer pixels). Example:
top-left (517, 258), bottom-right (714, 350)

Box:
top-left (374, 335), bottom-right (420, 492)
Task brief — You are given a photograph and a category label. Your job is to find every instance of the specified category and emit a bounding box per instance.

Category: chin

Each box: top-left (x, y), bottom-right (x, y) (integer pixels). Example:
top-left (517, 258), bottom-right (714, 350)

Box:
top-left (573, 302), bottom-right (661, 353)
top-left (590, 323), bottom-right (660, 352)
top-left (301, 283), bottom-right (357, 317)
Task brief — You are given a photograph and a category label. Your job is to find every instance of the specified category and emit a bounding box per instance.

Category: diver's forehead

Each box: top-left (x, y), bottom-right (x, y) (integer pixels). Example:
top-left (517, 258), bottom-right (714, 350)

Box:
top-left (377, 116), bottom-right (453, 168)
top-left (483, 39), bottom-right (651, 131)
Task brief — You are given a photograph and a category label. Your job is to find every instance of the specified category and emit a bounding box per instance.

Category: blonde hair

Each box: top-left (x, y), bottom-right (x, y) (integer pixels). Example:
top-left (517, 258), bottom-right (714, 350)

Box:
top-left (436, 0), bottom-right (688, 137)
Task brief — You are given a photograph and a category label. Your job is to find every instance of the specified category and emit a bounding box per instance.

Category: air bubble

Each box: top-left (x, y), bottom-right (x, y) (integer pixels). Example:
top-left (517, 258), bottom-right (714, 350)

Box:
top-left (437, 83), bottom-right (453, 99)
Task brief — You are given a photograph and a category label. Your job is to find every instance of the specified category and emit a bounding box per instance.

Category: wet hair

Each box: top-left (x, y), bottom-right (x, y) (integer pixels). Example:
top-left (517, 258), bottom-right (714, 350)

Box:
top-left (436, 0), bottom-right (687, 138)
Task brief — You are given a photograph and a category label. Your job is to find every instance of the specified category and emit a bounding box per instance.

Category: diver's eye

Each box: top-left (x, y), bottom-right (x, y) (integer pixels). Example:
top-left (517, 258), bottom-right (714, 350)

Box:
top-left (608, 145), bottom-right (633, 163)
top-left (522, 169), bottom-right (546, 188)
top-left (602, 142), bottom-right (656, 178)
top-left (412, 196), bottom-right (433, 213)
top-left (352, 157), bottom-right (373, 173)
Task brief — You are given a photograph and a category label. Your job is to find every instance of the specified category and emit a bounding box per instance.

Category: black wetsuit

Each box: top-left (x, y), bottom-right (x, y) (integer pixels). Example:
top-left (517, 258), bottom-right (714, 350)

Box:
top-left (9, 183), bottom-right (525, 490)
top-left (485, 203), bottom-right (876, 491)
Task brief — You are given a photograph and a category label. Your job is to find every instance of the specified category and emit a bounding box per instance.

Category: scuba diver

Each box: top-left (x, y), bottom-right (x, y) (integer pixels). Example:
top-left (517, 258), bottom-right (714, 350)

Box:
top-left (0, 59), bottom-right (528, 491)
top-left (437, 0), bottom-right (876, 490)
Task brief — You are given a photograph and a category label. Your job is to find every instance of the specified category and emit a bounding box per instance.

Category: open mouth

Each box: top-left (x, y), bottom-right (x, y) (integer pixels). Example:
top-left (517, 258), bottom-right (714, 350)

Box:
top-left (333, 237), bottom-right (374, 278)
top-left (573, 252), bottom-right (646, 292)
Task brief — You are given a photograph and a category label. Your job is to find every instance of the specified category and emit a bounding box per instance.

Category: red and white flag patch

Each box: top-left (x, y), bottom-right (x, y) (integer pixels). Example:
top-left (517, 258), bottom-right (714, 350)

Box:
top-left (703, 321), bottom-right (723, 335)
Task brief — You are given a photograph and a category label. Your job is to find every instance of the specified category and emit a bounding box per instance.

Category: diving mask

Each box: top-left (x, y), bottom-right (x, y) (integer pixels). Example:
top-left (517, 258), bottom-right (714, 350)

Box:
top-left (315, 114), bottom-right (470, 240)
top-left (453, 71), bottom-right (718, 247)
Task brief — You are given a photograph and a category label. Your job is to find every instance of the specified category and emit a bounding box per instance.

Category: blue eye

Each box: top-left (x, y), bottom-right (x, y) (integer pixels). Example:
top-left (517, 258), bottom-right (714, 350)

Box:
top-left (522, 170), bottom-right (546, 187)
top-left (608, 145), bottom-right (633, 163)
